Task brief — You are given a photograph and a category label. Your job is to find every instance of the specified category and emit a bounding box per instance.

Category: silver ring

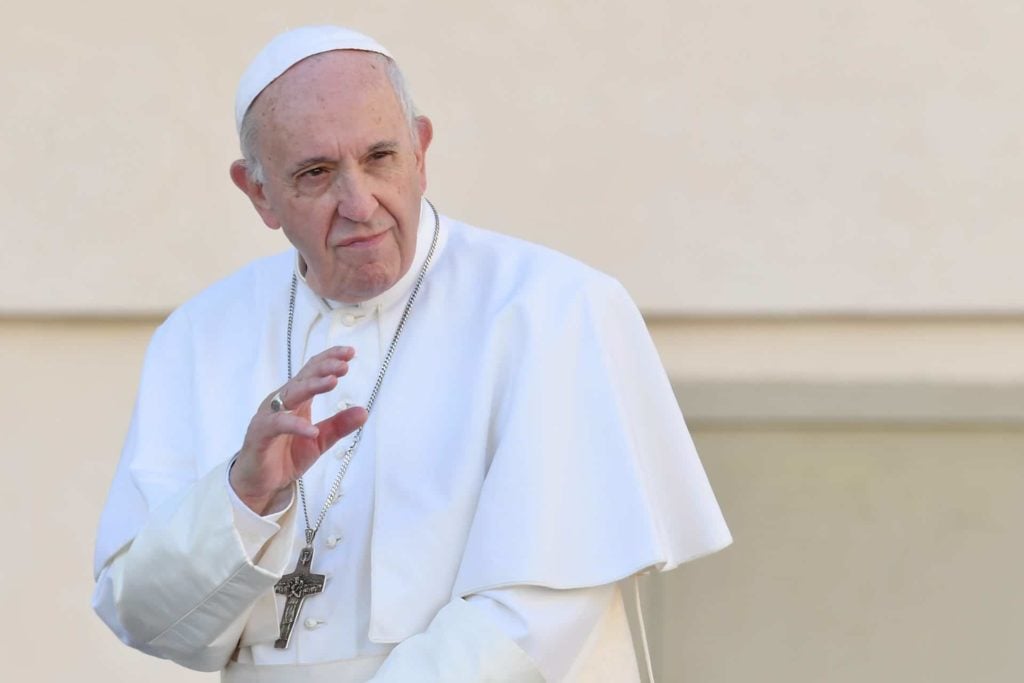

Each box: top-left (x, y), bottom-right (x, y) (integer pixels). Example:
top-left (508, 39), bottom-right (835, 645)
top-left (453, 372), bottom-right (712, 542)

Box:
top-left (269, 391), bottom-right (288, 412)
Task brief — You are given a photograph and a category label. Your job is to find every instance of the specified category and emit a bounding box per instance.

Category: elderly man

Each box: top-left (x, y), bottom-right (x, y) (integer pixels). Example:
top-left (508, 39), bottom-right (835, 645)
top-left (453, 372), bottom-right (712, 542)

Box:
top-left (93, 25), bottom-right (731, 682)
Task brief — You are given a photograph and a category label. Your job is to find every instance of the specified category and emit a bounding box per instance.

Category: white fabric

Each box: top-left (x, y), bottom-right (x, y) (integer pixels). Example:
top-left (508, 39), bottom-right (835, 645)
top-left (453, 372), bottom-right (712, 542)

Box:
top-left (467, 584), bottom-right (622, 682)
top-left (235, 26), bottom-right (393, 132)
top-left (562, 586), bottom-right (641, 683)
top-left (222, 599), bottom-right (548, 683)
top-left (92, 460), bottom-right (296, 671)
top-left (93, 200), bottom-right (731, 676)
top-left (220, 591), bottom-right (639, 682)
top-left (224, 655), bottom-right (387, 683)
top-left (369, 599), bottom-right (543, 682)
top-left (96, 458), bottom-right (632, 678)
top-left (228, 468), bottom-right (289, 561)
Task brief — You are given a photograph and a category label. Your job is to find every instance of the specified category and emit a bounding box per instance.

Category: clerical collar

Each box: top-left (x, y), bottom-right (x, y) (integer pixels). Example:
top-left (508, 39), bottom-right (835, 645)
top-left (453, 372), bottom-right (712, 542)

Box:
top-left (293, 197), bottom-right (444, 317)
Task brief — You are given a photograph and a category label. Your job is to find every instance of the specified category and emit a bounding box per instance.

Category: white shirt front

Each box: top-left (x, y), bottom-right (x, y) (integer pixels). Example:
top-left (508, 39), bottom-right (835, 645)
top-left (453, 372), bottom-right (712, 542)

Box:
top-left (231, 216), bottom-right (436, 666)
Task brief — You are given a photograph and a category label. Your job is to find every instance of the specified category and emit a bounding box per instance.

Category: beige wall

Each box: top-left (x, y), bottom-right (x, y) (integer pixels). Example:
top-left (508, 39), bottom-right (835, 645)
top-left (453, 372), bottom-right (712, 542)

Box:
top-left (3, 1), bottom-right (1023, 314)
top-left (654, 426), bottom-right (1024, 682)
top-left (2, 1), bottom-right (1022, 681)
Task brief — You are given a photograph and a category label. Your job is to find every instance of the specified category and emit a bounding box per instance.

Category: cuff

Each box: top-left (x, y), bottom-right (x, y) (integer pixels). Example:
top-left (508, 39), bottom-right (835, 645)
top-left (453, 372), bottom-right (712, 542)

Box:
top-left (226, 464), bottom-right (294, 561)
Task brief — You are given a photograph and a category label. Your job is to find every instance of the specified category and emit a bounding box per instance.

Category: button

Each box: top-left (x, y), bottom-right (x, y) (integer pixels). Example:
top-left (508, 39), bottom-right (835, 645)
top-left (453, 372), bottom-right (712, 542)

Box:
top-left (326, 535), bottom-right (342, 548)
top-left (337, 313), bottom-right (366, 327)
top-left (304, 618), bottom-right (324, 630)
top-left (337, 399), bottom-right (353, 411)
top-left (330, 309), bottom-right (365, 333)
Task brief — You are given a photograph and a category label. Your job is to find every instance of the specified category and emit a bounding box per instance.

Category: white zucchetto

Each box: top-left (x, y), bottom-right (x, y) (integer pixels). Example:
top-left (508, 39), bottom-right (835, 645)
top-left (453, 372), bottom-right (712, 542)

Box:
top-left (234, 25), bottom-right (393, 133)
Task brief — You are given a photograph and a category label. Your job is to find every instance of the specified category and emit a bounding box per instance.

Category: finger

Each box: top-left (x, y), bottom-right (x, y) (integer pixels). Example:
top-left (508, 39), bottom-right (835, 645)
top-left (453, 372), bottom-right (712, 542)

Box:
top-left (249, 411), bottom-right (320, 449)
top-left (270, 373), bottom-right (342, 412)
top-left (314, 345), bottom-right (355, 362)
top-left (292, 357), bottom-right (354, 387)
top-left (295, 346), bottom-right (356, 378)
top-left (316, 406), bottom-right (368, 452)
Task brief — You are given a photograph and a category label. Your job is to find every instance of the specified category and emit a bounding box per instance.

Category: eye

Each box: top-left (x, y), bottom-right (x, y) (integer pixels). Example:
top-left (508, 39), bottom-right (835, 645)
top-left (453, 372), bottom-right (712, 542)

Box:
top-left (300, 166), bottom-right (329, 178)
top-left (368, 150), bottom-right (395, 162)
top-left (292, 165), bottom-right (333, 196)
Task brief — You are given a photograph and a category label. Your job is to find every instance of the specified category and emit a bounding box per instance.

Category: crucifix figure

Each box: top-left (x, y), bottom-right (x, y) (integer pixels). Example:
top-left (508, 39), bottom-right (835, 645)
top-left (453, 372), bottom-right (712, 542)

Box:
top-left (274, 546), bottom-right (326, 648)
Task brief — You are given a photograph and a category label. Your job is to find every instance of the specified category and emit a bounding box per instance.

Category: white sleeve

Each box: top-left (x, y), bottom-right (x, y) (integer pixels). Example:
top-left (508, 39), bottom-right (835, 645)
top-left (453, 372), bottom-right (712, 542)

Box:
top-left (369, 584), bottom-right (615, 682)
top-left (91, 461), bottom-right (297, 672)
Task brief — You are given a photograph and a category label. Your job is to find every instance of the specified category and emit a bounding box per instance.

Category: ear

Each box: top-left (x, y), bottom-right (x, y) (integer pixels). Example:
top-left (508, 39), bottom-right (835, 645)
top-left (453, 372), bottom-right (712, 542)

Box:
top-left (229, 160), bottom-right (281, 230)
top-left (412, 116), bottom-right (433, 193)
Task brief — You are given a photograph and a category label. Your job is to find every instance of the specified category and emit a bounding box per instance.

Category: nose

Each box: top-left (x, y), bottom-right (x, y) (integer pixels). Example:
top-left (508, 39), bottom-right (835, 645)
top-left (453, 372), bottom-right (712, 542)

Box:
top-left (333, 172), bottom-right (378, 223)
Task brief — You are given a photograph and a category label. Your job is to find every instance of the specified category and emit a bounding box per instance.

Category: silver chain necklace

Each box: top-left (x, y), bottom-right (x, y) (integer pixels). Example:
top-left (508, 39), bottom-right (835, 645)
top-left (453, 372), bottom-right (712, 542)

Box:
top-left (272, 199), bottom-right (440, 649)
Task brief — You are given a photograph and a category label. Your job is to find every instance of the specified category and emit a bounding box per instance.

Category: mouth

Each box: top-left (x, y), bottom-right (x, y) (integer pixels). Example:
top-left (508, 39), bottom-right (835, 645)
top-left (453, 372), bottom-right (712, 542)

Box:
top-left (337, 230), bottom-right (388, 249)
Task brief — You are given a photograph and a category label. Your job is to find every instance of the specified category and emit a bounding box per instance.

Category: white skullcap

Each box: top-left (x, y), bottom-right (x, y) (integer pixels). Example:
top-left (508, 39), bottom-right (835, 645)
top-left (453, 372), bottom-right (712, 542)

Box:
top-left (234, 25), bottom-right (393, 133)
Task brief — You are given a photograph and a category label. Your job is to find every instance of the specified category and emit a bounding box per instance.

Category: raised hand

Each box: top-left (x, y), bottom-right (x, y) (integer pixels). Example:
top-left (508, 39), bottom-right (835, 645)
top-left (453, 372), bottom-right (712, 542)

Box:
top-left (230, 346), bottom-right (368, 514)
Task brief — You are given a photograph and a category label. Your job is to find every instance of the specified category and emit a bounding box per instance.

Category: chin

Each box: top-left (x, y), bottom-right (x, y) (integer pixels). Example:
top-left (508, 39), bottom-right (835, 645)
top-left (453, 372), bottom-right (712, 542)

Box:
top-left (333, 264), bottom-right (401, 303)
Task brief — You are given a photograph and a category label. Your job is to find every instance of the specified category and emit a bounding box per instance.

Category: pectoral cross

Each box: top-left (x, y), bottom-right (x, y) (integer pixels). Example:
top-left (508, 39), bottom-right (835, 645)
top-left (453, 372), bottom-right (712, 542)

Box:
top-left (274, 546), bottom-right (326, 648)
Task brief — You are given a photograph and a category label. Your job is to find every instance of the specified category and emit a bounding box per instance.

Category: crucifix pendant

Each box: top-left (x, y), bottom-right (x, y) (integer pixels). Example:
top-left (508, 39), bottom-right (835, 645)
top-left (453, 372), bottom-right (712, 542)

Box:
top-left (273, 545), bottom-right (326, 648)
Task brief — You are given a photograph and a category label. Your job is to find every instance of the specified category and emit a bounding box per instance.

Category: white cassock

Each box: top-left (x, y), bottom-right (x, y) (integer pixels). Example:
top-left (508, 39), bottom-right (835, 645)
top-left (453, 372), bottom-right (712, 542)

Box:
top-left (93, 200), bottom-right (732, 682)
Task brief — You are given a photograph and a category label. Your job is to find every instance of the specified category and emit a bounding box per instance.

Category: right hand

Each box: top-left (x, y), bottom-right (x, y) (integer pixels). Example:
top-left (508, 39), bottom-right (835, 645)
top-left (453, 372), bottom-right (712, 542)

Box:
top-left (230, 346), bottom-right (369, 514)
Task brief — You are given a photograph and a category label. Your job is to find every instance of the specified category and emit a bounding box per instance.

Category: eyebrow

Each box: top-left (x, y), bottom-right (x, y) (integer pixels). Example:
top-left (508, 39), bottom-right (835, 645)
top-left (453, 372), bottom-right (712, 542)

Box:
top-left (366, 140), bottom-right (400, 156)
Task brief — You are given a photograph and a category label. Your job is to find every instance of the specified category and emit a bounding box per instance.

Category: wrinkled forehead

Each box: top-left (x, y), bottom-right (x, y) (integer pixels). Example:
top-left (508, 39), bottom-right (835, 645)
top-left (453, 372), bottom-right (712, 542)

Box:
top-left (245, 52), bottom-right (409, 161)
top-left (249, 51), bottom-right (393, 122)
top-left (235, 25), bottom-right (392, 133)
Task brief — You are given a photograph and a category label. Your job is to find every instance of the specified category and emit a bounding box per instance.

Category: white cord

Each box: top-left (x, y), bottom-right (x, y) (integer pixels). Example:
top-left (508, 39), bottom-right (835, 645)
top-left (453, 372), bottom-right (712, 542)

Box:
top-left (633, 575), bottom-right (655, 683)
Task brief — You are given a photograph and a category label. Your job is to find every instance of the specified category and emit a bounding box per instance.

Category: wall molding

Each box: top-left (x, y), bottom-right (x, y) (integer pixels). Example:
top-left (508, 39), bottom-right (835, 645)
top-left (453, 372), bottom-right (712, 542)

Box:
top-left (677, 381), bottom-right (1024, 427)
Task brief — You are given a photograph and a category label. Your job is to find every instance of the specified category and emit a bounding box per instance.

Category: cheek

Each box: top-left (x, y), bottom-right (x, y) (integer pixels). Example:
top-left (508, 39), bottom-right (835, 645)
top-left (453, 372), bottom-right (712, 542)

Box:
top-left (283, 200), bottom-right (336, 236)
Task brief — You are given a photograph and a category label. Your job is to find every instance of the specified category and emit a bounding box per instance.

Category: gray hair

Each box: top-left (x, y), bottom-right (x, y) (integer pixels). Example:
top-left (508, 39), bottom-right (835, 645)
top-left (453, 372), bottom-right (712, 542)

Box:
top-left (239, 53), bottom-right (418, 185)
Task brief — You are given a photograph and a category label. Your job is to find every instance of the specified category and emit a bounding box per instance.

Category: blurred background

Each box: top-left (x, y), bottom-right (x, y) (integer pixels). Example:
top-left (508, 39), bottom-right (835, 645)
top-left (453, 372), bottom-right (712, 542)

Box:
top-left (2, 1), bottom-right (1022, 680)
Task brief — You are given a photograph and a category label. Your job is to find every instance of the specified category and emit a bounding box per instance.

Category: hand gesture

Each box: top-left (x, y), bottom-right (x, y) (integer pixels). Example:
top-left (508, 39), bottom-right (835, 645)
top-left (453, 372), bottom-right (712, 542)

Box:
top-left (230, 346), bottom-right (368, 514)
